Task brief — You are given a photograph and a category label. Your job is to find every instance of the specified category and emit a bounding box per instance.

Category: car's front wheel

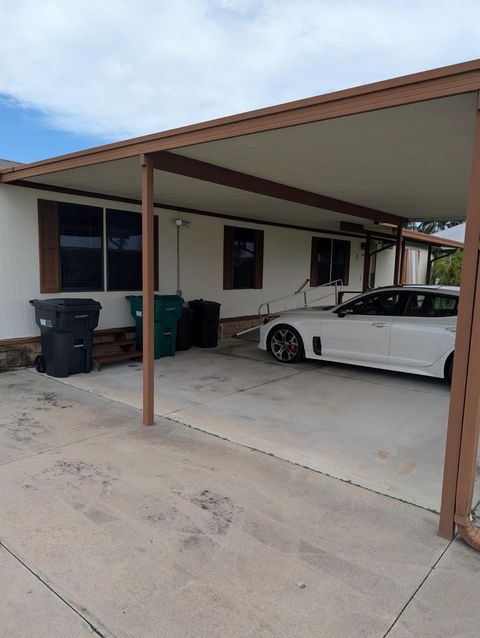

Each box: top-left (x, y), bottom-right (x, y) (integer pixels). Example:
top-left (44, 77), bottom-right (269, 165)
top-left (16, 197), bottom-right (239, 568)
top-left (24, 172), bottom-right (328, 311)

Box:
top-left (268, 324), bottom-right (304, 363)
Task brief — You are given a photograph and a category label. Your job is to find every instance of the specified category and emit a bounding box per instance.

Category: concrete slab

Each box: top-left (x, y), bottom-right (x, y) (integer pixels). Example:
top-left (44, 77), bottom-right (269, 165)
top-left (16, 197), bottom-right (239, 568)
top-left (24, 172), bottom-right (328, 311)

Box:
top-left (0, 372), bottom-right (451, 637)
top-left (0, 370), bottom-right (133, 465)
top-left (169, 360), bottom-right (451, 511)
top-left (46, 338), bottom-right (468, 512)
top-left (0, 545), bottom-right (93, 638)
top-left (47, 344), bottom-right (314, 415)
top-left (389, 538), bottom-right (480, 637)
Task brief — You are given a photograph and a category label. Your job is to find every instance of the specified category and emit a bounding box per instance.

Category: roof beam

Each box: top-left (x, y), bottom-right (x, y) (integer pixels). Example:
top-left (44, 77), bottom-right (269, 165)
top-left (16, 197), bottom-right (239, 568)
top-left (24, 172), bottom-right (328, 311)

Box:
top-left (150, 151), bottom-right (405, 225)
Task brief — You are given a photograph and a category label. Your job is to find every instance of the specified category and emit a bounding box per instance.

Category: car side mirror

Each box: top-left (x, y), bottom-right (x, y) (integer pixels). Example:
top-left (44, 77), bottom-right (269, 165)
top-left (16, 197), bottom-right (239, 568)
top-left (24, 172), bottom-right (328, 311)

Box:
top-left (337, 308), bottom-right (353, 318)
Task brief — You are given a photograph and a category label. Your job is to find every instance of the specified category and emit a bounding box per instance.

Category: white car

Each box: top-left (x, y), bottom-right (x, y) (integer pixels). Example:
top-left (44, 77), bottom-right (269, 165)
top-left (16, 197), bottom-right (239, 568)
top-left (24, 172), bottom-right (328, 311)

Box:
top-left (259, 285), bottom-right (458, 380)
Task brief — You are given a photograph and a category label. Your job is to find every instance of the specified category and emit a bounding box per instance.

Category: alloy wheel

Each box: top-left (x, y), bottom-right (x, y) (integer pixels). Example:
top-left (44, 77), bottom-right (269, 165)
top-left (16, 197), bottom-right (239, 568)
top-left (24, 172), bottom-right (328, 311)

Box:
top-left (270, 328), bottom-right (299, 361)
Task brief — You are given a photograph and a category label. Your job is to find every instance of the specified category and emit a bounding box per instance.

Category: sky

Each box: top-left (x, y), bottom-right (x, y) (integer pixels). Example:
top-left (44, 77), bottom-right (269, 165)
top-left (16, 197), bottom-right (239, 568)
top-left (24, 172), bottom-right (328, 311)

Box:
top-left (1, 0), bottom-right (480, 163)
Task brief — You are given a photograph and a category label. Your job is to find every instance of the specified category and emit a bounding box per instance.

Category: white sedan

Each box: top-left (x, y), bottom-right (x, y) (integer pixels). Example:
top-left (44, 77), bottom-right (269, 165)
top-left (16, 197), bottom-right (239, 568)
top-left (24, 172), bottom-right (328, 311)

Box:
top-left (259, 285), bottom-right (458, 380)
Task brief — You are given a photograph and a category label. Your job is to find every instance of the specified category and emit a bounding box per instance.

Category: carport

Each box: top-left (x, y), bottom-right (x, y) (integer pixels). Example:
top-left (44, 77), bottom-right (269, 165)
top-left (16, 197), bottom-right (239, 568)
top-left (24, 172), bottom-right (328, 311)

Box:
top-left (1, 59), bottom-right (480, 547)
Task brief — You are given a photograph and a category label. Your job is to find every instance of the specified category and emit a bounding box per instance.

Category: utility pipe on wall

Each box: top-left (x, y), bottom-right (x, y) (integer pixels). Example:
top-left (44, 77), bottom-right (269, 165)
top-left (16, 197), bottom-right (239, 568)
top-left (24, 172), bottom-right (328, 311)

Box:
top-left (175, 219), bottom-right (190, 297)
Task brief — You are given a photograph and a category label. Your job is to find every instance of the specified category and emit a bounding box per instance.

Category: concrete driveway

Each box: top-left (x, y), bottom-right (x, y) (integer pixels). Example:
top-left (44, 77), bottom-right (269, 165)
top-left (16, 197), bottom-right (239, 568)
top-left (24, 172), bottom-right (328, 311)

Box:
top-left (53, 338), bottom-right (458, 512)
top-left (1, 369), bottom-right (480, 637)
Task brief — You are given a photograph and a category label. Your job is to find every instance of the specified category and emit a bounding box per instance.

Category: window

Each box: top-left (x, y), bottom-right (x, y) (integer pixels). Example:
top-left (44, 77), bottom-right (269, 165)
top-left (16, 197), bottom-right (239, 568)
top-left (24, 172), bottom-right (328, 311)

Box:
top-left (404, 293), bottom-right (458, 317)
top-left (342, 291), bottom-right (407, 316)
top-left (310, 237), bottom-right (350, 286)
top-left (107, 209), bottom-right (160, 291)
top-left (37, 200), bottom-right (159, 294)
top-left (224, 226), bottom-right (264, 289)
top-left (59, 203), bottom-right (103, 291)
top-left (107, 210), bottom-right (142, 290)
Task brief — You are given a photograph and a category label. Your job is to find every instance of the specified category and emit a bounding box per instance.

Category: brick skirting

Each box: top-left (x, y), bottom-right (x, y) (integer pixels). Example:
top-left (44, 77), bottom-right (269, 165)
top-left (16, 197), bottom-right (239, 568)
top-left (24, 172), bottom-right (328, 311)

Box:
top-left (219, 316), bottom-right (260, 339)
top-left (0, 339), bottom-right (42, 371)
top-left (0, 316), bottom-right (260, 371)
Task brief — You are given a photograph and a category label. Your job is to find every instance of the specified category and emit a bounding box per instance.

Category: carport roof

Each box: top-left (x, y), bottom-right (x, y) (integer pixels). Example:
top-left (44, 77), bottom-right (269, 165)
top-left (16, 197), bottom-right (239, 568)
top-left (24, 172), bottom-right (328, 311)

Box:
top-left (1, 59), bottom-right (480, 228)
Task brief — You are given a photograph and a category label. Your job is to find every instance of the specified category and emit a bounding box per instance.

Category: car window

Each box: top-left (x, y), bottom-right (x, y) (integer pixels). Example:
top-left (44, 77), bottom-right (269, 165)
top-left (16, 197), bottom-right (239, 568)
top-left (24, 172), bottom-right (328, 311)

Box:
top-left (343, 291), bottom-right (405, 316)
top-left (404, 293), bottom-right (458, 317)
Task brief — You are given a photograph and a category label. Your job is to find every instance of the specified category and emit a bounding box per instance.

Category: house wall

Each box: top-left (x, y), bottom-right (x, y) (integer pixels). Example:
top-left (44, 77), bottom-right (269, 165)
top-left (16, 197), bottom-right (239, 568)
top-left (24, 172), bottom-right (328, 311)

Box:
top-left (0, 183), bottom-right (365, 342)
top-left (373, 244), bottom-right (397, 288)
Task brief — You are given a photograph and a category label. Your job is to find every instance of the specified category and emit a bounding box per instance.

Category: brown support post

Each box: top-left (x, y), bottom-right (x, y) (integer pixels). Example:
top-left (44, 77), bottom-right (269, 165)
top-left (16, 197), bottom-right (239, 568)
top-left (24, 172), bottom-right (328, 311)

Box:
top-left (393, 224), bottom-right (403, 285)
top-left (362, 232), bottom-right (371, 292)
top-left (141, 154), bottom-right (155, 426)
top-left (425, 244), bottom-right (433, 284)
top-left (439, 100), bottom-right (480, 541)
top-left (400, 239), bottom-right (407, 284)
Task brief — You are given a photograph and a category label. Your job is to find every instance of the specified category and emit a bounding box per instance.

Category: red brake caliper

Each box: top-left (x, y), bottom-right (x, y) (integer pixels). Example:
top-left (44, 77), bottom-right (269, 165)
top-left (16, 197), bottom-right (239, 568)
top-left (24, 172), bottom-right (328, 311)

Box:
top-left (289, 343), bottom-right (298, 353)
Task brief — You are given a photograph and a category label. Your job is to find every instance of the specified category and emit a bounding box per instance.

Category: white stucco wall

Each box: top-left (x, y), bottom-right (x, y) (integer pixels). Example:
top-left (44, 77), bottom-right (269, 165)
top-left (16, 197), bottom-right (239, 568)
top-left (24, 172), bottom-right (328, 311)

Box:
top-left (372, 243), bottom-right (397, 288)
top-left (0, 183), bottom-right (365, 339)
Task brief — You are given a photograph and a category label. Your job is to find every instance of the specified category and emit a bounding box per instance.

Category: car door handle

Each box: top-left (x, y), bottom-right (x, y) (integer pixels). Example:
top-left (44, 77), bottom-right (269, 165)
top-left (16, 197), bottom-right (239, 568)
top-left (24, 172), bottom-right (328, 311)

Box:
top-left (371, 322), bottom-right (388, 327)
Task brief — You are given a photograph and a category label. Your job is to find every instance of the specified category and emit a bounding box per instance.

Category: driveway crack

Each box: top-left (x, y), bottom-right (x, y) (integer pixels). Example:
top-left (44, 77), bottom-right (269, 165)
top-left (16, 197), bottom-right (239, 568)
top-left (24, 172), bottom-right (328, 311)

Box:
top-left (382, 536), bottom-right (456, 637)
top-left (0, 540), bottom-right (113, 637)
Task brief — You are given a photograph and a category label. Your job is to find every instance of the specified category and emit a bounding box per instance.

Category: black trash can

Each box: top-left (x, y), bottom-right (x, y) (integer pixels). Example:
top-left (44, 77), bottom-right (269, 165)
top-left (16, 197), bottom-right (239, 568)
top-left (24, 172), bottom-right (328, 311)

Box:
top-left (189, 300), bottom-right (221, 348)
top-left (176, 307), bottom-right (194, 351)
top-left (30, 298), bottom-right (102, 377)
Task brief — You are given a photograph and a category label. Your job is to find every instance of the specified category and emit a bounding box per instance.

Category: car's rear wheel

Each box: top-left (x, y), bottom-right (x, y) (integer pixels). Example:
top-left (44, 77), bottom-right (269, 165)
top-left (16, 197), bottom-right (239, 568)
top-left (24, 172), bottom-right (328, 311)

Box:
top-left (445, 353), bottom-right (454, 384)
top-left (268, 325), bottom-right (304, 363)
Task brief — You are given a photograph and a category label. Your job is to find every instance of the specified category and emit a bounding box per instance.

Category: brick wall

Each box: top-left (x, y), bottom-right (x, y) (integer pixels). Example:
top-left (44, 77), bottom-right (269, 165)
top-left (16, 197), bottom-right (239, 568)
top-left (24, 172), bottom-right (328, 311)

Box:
top-left (0, 339), bottom-right (41, 371)
top-left (219, 317), bottom-right (260, 339)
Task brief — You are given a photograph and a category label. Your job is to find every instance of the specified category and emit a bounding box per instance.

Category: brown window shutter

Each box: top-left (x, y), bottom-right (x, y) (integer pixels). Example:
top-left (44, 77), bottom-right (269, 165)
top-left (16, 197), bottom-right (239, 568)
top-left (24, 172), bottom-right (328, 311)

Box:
top-left (38, 199), bottom-right (60, 293)
top-left (254, 229), bottom-right (264, 289)
top-left (223, 226), bottom-right (234, 289)
top-left (154, 215), bottom-right (159, 291)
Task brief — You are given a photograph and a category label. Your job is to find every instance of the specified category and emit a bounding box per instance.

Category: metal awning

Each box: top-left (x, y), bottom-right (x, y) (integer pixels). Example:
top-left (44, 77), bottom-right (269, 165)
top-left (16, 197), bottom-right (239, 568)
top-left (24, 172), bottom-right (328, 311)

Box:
top-left (1, 58), bottom-right (480, 547)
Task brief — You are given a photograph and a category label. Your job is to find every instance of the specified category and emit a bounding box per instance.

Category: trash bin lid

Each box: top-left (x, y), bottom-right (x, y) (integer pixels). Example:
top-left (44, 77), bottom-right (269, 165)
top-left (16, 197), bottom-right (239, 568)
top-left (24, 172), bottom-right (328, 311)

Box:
top-left (189, 299), bottom-right (221, 308)
top-left (30, 298), bottom-right (102, 311)
top-left (154, 295), bottom-right (184, 305)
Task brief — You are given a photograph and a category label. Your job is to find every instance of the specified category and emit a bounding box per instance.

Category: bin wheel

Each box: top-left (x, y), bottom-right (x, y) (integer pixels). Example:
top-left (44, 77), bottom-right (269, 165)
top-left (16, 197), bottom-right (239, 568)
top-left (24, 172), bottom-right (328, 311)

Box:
top-left (34, 355), bottom-right (47, 374)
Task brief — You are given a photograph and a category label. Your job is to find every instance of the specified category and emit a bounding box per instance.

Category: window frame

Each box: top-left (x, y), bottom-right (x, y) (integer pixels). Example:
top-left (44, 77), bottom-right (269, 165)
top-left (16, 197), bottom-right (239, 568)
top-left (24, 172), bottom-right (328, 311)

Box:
top-left (310, 237), bottom-right (351, 287)
top-left (223, 225), bottom-right (264, 290)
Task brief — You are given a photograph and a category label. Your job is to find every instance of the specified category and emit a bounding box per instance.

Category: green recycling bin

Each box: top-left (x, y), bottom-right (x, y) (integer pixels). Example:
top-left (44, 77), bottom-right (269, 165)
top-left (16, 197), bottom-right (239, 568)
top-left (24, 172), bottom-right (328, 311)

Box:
top-left (126, 295), bottom-right (184, 359)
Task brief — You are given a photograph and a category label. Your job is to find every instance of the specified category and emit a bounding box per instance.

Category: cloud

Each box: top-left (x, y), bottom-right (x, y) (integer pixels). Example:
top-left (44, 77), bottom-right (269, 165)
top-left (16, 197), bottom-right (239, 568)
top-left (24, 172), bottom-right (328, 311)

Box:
top-left (1, 0), bottom-right (479, 140)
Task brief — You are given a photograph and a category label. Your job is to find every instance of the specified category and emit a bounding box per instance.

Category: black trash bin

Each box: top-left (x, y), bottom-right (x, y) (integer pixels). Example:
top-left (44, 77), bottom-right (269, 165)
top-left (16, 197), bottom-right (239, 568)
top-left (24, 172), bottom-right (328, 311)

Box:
top-left (176, 307), bottom-right (194, 351)
top-left (189, 300), bottom-right (221, 348)
top-left (30, 298), bottom-right (102, 377)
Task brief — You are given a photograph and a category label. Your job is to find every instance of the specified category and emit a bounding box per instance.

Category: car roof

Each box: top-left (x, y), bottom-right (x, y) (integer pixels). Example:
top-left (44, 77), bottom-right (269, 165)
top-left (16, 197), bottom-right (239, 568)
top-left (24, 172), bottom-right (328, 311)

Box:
top-left (368, 285), bottom-right (459, 295)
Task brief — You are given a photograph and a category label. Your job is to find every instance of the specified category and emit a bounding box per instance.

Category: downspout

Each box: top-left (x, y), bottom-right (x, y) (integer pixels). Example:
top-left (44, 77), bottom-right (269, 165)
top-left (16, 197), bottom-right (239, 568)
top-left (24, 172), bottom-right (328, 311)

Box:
top-left (456, 514), bottom-right (480, 550)
top-left (176, 220), bottom-right (181, 297)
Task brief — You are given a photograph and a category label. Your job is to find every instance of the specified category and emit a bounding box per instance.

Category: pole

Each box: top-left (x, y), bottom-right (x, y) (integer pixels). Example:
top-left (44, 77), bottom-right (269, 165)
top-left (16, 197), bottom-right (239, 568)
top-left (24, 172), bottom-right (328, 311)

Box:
top-left (141, 154), bottom-right (155, 426)
top-left (362, 232), bottom-right (371, 291)
top-left (439, 101), bottom-right (480, 540)
top-left (393, 224), bottom-right (403, 285)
